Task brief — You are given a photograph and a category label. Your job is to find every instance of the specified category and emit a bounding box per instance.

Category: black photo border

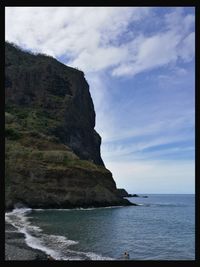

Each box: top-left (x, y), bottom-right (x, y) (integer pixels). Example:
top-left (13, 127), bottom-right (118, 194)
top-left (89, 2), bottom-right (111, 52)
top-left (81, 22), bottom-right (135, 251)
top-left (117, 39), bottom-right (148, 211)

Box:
top-left (1, 1), bottom-right (199, 266)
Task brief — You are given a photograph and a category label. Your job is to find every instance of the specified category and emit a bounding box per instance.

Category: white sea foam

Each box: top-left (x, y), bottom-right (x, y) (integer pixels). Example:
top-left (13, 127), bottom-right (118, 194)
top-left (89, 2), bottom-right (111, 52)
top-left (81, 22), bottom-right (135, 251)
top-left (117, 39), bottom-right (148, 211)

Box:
top-left (84, 252), bottom-right (114, 260)
top-left (5, 208), bottom-right (78, 260)
top-left (65, 249), bottom-right (114, 260)
top-left (31, 205), bottom-right (124, 212)
top-left (103, 206), bottom-right (123, 209)
top-left (5, 208), bottom-right (115, 260)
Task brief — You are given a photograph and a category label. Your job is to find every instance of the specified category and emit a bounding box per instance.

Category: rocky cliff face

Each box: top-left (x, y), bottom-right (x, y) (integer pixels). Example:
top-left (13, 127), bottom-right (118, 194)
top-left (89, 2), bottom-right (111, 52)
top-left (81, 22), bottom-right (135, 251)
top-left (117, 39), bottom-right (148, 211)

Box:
top-left (117, 189), bottom-right (129, 197)
top-left (5, 42), bottom-right (132, 210)
top-left (5, 42), bottom-right (103, 166)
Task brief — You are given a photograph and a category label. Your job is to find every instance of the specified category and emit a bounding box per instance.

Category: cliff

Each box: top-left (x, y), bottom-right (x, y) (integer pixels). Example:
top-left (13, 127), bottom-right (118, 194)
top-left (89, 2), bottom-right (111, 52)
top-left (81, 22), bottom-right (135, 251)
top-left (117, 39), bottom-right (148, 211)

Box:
top-left (117, 189), bottom-right (130, 197)
top-left (5, 42), bottom-right (132, 210)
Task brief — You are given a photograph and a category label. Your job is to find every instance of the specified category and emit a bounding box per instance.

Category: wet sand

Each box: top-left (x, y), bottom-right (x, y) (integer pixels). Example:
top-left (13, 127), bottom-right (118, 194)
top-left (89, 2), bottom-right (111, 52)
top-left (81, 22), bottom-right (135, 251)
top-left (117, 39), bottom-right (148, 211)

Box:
top-left (5, 223), bottom-right (47, 261)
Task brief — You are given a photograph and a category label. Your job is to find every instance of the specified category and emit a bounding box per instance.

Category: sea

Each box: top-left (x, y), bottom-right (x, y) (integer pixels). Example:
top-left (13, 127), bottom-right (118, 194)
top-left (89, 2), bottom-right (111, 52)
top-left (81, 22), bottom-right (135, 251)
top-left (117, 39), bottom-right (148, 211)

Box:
top-left (5, 194), bottom-right (195, 260)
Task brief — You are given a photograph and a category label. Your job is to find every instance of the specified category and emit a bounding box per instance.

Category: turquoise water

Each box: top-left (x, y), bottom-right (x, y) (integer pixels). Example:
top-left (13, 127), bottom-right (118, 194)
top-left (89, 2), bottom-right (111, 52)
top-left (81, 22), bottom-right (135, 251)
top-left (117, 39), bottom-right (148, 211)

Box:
top-left (5, 194), bottom-right (195, 260)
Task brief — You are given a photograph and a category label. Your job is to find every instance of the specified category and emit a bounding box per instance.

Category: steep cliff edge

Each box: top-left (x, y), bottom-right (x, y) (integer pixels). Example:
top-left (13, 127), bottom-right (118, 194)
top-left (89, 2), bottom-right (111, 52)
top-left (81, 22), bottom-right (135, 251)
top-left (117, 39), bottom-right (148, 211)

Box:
top-left (5, 42), bottom-right (132, 210)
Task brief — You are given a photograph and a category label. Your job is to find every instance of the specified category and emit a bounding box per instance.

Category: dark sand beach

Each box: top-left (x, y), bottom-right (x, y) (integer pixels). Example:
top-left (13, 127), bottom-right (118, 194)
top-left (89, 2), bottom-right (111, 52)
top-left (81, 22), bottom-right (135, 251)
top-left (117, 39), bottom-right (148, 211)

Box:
top-left (5, 222), bottom-right (47, 261)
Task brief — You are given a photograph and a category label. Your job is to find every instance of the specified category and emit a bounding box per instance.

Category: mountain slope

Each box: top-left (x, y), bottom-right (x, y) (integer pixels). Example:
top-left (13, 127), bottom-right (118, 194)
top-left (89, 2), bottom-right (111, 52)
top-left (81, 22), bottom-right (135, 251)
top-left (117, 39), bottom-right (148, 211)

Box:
top-left (5, 42), bottom-right (132, 210)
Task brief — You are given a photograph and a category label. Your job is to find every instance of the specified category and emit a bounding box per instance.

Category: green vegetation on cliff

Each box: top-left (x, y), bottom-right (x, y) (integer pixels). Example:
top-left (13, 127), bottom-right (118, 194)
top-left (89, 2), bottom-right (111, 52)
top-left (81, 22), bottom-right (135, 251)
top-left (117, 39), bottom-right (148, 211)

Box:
top-left (5, 42), bottom-right (132, 210)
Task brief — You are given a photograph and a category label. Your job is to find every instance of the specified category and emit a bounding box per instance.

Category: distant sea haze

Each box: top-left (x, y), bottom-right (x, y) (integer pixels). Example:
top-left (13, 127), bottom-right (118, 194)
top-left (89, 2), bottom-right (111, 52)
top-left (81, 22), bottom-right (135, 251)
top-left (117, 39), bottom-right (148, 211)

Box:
top-left (5, 194), bottom-right (195, 260)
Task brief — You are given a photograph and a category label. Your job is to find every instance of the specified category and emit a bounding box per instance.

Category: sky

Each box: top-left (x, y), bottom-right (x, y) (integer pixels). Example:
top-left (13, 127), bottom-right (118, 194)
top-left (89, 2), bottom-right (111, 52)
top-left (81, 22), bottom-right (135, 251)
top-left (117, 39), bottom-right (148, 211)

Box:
top-left (5, 7), bottom-right (195, 194)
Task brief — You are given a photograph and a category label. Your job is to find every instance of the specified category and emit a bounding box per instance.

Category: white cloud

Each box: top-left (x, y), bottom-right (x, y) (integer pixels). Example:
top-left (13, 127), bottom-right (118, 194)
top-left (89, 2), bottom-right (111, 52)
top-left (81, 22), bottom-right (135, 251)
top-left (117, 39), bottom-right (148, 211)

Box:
top-left (164, 8), bottom-right (195, 33)
top-left (6, 7), bottom-right (195, 77)
top-left (106, 160), bottom-right (195, 194)
top-left (102, 133), bottom-right (193, 161)
top-left (112, 31), bottom-right (181, 76)
top-left (112, 26), bottom-right (195, 77)
top-left (5, 7), bottom-right (150, 67)
top-left (111, 8), bottom-right (195, 77)
top-left (178, 32), bottom-right (195, 62)
top-left (69, 46), bottom-right (128, 72)
top-left (99, 105), bottom-right (194, 144)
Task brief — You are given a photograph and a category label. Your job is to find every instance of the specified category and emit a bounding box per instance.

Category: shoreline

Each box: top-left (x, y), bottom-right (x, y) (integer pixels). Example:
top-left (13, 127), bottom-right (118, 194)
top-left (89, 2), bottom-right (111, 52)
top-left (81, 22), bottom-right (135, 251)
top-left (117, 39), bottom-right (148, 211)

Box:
top-left (5, 222), bottom-right (48, 261)
top-left (6, 199), bottom-right (136, 212)
top-left (5, 203), bottom-right (137, 261)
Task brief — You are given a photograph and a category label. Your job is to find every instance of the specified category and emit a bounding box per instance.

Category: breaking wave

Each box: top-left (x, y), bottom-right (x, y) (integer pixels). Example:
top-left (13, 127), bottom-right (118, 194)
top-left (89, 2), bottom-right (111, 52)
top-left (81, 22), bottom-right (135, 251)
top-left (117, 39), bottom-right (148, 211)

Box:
top-left (5, 208), bottom-right (114, 260)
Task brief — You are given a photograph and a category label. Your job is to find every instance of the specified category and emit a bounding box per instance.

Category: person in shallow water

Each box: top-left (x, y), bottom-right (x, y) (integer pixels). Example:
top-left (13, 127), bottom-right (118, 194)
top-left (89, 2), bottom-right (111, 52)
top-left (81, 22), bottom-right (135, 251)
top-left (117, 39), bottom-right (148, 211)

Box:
top-left (124, 252), bottom-right (130, 259)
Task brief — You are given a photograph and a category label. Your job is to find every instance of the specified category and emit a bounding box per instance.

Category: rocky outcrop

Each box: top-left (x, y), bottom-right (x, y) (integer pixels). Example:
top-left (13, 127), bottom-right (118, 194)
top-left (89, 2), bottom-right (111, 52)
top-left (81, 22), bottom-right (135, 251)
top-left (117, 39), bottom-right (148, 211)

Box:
top-left (5, 42), bottom-right (132, 210)
top-left (117, 189), bottom-right (129, 197)
top-left (117, 189), bottom-right (146, 198)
